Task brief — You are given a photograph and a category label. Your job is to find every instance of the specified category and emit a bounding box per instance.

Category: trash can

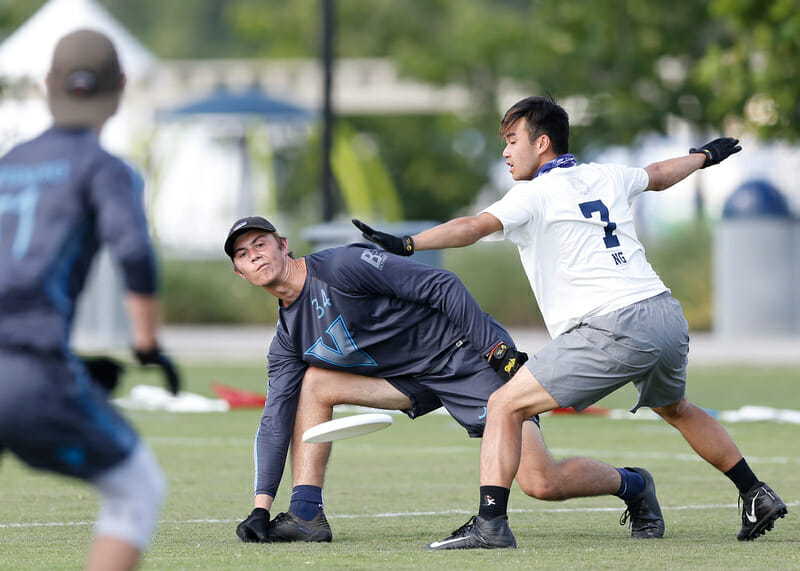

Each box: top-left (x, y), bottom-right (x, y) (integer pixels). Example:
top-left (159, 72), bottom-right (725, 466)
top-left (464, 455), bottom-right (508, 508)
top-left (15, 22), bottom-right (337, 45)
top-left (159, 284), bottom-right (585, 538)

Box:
top-left (302, 220), bottom-right (442, 267)
top-left (713, 180), bottom-right (795, 335)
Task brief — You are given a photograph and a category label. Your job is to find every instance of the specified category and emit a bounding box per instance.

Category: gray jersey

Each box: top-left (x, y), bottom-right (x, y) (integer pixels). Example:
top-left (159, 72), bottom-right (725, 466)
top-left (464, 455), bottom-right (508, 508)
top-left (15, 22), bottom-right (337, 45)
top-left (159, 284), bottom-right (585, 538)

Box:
top-left (255, 245), bottom-right (511, 497)
top-left (0, 126), bottom-right (154, 478)
top-left (0, 127), bottom-right (156, 353)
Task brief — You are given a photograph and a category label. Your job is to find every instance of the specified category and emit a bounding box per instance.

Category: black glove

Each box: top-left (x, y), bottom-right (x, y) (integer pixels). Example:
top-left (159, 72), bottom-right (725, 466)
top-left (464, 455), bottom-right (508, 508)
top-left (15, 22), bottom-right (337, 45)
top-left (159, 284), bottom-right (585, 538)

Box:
top-left (82, 356), bottom-right (125, 393)
top-left (134, 346), bottom-right (181, 396)
top-left (689, 137), bottom-right (741, 168)
top-left (486, 342), bottom-right (528, 382)
top-left (236, 507), bottom-right (270, 542)
top-left (352, 219), bottom-right (414, 256)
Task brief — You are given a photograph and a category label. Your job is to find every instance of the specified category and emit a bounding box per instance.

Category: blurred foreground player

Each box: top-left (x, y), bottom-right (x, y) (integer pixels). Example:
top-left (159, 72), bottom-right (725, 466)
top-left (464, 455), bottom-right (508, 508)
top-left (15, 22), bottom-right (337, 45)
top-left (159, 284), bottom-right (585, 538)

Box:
top-left (0, 30), bottom-right (179, 571)
top-left (355, 95), bottom-right (787, 548)
top-left (227, 216), bottom-right (665, 545)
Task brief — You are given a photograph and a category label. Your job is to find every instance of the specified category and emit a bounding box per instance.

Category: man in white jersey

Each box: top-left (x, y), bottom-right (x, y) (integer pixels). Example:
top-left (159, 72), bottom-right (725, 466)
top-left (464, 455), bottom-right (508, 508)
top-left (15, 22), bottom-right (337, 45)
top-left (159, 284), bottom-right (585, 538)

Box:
top-left (353, 95), bottom-right (787, 549)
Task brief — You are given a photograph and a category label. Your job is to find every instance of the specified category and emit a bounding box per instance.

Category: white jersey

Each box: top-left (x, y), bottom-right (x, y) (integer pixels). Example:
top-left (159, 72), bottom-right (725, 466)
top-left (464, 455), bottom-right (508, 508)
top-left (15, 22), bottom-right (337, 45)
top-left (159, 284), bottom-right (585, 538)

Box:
top-left (482, 162), bottom-right (667, 338)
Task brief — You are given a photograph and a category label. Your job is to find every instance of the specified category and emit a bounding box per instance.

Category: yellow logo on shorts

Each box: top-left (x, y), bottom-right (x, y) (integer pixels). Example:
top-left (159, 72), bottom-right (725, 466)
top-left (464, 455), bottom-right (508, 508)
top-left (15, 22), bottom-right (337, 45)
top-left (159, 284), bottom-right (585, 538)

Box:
top-left (504, 358), bottom-right (516, 373)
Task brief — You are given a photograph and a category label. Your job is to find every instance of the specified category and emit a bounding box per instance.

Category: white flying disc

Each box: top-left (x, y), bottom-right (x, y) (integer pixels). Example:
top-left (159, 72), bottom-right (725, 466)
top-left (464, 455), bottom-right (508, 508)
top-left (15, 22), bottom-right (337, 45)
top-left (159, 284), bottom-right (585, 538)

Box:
top-left (302, 413), bottom-right (393, 443)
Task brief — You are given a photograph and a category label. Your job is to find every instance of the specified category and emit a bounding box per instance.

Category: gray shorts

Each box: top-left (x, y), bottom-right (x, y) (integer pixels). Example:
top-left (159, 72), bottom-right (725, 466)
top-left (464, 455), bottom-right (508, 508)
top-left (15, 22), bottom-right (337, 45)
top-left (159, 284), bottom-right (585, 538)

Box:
top-left (528, 292), bottom-right (689, 413)
top-left (388, 340), bottom-right (539, 437)
top-left (0, 348), bottom-right (138, 480)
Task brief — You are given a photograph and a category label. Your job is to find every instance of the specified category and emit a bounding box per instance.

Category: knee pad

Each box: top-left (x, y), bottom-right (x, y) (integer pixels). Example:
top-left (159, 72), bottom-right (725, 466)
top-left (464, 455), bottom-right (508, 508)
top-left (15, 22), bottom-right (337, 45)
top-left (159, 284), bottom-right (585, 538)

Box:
top-left (92, 443), bottom-right (167, 549)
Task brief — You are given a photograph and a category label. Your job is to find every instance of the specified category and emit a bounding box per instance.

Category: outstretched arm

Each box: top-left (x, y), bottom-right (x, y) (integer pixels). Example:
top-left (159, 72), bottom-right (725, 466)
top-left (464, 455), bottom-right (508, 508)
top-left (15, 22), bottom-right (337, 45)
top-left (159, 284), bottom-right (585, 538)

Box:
top-left (412, 212), bottom-right (504, 251)
top-left (353, 212), bottom-right (503, 255)
top-left (646, 137), bottom-right (741, 191)
top-left (644, 154), bottom-right (706, 191)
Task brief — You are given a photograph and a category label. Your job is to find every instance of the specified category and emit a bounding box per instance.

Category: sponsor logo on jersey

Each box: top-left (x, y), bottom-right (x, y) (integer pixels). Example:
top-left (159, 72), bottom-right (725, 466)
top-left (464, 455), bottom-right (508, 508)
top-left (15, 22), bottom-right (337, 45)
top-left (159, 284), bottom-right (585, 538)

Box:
top-left (360, 249), bottom-right (387, 270)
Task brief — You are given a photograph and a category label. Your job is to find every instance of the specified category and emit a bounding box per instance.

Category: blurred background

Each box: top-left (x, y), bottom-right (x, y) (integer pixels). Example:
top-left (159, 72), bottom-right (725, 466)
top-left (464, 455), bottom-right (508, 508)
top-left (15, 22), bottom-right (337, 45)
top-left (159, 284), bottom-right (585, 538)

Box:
top-left (1, 0), bottom-right (798, 345)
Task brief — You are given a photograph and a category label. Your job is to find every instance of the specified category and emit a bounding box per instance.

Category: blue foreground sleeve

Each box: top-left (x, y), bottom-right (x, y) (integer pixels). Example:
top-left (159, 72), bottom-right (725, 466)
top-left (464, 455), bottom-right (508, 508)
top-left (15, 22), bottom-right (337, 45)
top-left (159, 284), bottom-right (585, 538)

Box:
top-left (88, 157), bottom-right (157, 294)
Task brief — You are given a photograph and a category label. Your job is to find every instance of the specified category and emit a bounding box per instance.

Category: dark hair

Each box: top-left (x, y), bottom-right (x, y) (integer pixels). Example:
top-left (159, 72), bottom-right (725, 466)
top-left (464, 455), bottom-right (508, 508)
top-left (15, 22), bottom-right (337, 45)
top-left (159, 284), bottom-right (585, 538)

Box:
top-left (500, 95), bottom-right (570, 155)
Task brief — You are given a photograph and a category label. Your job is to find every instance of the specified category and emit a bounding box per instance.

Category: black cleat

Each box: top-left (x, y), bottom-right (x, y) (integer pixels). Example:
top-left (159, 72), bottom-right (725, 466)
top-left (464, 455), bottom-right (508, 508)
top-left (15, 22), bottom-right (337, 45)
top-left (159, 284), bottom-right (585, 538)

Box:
top-left (619, 467), bottom-right (665, 538)
top-left (737, 482), bottom-right (787, 541)
top-left (426, 515), bottom-right (516, 550)
top-left (267, 508), bottom-right (333, 542)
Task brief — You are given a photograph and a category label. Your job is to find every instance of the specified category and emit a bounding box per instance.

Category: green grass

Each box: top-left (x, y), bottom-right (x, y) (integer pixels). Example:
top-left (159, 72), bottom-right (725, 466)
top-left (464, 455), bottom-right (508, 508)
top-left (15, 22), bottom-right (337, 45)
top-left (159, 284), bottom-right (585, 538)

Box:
top-left (1, 362), bottom-right (798, 570)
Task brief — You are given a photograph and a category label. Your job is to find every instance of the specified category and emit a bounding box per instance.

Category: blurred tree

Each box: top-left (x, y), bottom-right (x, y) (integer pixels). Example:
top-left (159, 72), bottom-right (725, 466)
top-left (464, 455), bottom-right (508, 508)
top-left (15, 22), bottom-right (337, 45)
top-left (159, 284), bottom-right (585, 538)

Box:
top-left (102, 0), bottom-right (264, 58)
top-left (4, 0), bottom-right (798, 222)
top-left (696, 0), bottom-right (800, 140)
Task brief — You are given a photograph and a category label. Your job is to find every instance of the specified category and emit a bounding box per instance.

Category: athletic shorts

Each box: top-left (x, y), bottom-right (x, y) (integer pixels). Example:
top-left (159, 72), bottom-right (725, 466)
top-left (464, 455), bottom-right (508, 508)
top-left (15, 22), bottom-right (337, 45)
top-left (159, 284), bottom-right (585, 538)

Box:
top-left (528, 292), bottom-right (689, 413)
top-left (0, 348), bottom-right (138, 480)
top-left (387, 340), bottom-right (539, 437)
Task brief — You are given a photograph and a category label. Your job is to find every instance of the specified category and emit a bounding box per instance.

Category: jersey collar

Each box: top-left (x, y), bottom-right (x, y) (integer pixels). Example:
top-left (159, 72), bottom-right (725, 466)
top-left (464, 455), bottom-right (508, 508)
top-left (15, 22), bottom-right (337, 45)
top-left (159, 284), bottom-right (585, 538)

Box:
top-left (534, 153), bottom-right (577, 178)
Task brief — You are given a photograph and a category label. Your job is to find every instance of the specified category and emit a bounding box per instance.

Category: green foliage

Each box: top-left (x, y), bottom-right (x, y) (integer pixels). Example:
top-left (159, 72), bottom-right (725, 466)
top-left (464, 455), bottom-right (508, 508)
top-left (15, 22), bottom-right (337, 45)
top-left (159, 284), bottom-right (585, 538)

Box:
top-left (443, 242), bottom-right (545, 328)
top-left (644, 222), bottom-right (714, 330)
top-left (274, 115), bottom-right (492, 224)
top-left (5, 0), bottom-right (798, 226)
top-left (331, 123), bottom-right (404, 222)
top-left (160, 259), bottom-right (279, 325)
top-left (696, 0), bottom-right (800, 139)
top-left (5, 0), bottom-right (799, 148)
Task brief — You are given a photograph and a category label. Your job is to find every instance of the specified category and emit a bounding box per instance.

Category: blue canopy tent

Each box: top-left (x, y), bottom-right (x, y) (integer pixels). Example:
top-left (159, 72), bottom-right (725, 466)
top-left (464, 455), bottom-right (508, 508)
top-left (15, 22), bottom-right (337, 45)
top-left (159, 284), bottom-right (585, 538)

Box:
top-left (161, 85), bottom-right (311, 120)
top-left (158, 84), bottom-right (312, 218)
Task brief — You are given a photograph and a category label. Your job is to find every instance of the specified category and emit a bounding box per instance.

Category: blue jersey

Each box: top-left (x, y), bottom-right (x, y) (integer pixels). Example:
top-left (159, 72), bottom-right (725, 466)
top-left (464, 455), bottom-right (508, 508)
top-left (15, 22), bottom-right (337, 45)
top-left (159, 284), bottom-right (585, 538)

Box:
top-left (0, 127), bottom-right (156, 353)
top-left (255, 244), bottom-right (510, 497)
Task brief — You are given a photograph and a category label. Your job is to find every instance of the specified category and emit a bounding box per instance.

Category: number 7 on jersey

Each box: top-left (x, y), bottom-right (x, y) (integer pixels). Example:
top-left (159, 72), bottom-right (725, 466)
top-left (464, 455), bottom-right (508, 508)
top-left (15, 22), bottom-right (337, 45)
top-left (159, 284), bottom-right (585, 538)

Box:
top-left (579, 199), bottom-right (620, 249)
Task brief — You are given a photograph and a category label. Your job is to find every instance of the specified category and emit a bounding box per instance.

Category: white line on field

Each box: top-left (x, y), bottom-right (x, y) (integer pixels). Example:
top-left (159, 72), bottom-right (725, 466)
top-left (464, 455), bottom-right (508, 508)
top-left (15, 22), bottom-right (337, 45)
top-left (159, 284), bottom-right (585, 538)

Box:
top-left (2, 501), bottom-right (796, 529)
top-left (145, 437), bottom-right (800, 466)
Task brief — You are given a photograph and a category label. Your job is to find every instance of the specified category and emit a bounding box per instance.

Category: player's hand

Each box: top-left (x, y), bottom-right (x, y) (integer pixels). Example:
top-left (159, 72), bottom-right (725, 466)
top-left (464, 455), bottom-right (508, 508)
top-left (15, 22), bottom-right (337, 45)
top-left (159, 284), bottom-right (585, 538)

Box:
top-left (133, 346), bottom-right (181, 395)
top-left (236, 507), bottom-right (271, 542)
top-left (689, 137), bottom-right (741, 168)
top-left (352, 219), bottom-right (414, 256)
top-left (486, 342), bottom-right (528, 382)
top-left (82, 356), bottom-right (125, 392)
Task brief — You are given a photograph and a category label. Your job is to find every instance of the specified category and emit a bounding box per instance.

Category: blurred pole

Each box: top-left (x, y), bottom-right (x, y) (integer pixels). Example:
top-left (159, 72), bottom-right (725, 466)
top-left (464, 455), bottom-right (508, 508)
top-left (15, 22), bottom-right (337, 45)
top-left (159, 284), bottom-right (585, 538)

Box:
top-left (321, 0), bottom-right (335, 221)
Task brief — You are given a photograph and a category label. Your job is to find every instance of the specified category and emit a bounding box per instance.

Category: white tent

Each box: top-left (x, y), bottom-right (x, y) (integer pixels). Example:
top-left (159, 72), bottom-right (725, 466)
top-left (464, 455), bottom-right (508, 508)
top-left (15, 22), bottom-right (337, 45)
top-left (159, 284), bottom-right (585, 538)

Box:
top-left (0, 0), bottom-right (156, 85)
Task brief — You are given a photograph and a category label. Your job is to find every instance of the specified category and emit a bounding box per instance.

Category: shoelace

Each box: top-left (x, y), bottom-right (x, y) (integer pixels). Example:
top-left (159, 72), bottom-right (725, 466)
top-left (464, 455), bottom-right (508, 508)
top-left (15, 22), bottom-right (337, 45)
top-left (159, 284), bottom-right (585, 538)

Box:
top-left (619, 508), bottom-right (632, 527)
top-left (449, 516), bottom-right (477, 537)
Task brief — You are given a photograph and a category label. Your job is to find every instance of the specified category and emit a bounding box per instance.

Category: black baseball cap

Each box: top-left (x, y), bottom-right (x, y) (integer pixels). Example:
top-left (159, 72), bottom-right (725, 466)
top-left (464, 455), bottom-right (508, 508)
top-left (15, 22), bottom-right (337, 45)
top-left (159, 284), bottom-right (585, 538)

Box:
top-left (224, 216), bottom-right (277, 258)
top-left (47, 29), bottom-right (124, 127)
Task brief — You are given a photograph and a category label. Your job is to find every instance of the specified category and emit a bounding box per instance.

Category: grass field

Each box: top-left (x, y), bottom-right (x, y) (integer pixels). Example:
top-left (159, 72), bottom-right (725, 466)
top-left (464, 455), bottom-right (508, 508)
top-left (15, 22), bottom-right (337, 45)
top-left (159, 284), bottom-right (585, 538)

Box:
top-left (1, 361), bottom-right (798, 569)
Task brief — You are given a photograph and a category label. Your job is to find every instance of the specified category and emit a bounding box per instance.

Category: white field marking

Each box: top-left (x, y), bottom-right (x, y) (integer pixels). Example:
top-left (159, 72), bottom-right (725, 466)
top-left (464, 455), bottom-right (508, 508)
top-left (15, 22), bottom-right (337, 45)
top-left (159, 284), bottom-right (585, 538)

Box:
top-left (545, 449), bottom-right (800, 466)
top-left (3, 502), bottom-right (797, 529)
top-left (144, 436), bottom-right (800, 466)
top-left (147, 436), bottom-right (255, 447)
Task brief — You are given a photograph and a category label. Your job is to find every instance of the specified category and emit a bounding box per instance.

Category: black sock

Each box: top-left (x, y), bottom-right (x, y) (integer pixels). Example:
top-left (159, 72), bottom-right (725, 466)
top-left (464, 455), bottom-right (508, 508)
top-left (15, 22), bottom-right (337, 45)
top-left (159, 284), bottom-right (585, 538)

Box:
top-left (478, 486), bottom-right (509, 520)
top-left (724, 458), bottom-right (759, 494)
top-left (613, 467), bottom-right (645, 501)
top-left (289, 485), bottom-right (323, 521)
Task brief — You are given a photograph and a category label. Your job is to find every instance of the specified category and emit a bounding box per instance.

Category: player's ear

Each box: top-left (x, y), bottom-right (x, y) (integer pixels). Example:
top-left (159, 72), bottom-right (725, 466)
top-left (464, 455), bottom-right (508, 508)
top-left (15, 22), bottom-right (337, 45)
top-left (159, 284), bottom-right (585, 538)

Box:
top-left (537, 133), bottom-right (551, 153)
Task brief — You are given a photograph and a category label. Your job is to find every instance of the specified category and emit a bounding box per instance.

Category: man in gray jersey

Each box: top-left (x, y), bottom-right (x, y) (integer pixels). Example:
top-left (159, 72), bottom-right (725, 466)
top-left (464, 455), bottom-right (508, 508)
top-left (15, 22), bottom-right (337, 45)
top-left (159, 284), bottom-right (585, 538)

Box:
top-left (228, 216), bottom-right (666, 545)
top-left (0, 30), bottom-right (179, 571)
top-left (355, 95), bottom-right (787, 548)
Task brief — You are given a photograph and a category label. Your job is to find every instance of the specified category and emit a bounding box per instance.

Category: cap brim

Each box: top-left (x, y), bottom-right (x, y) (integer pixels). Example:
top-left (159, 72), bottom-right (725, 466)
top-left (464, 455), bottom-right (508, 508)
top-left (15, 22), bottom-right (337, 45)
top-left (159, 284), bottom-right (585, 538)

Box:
top-left (224, 227), bottom-right (274, 259)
